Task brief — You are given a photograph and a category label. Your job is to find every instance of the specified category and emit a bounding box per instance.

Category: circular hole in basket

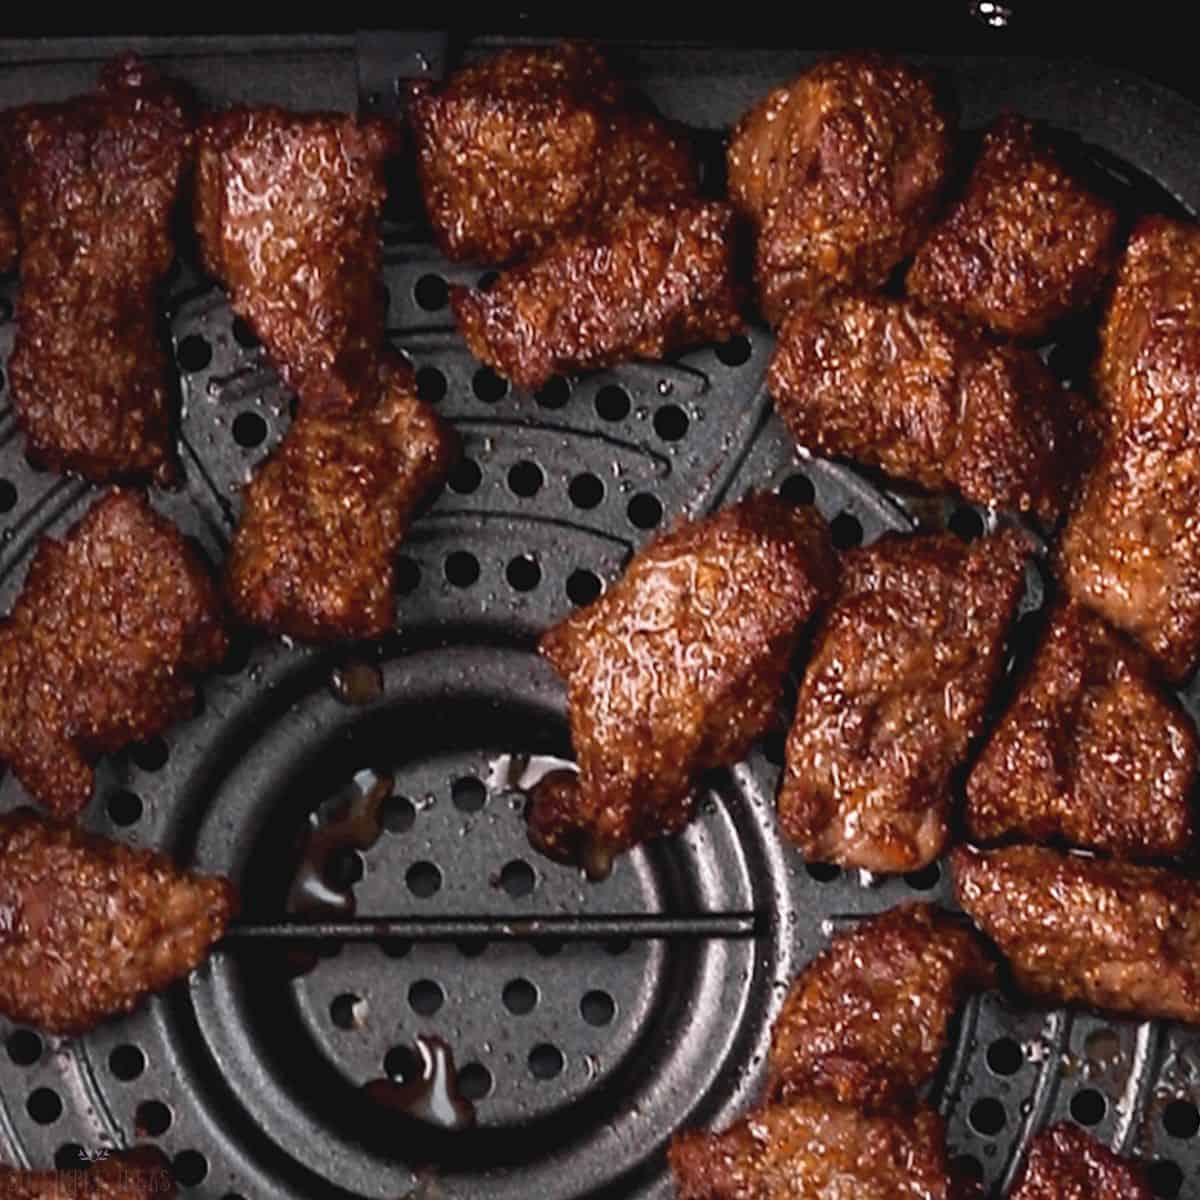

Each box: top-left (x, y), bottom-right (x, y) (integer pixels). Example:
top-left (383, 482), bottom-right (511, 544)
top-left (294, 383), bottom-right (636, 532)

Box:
top-left (904, 863), bottom-right (941, 891)
top-left (473, 367), bottom-right (508, 403)
top-left (506, 555), bottom-right (541, 592)
top-left (968, 1097), bottom-right (1007, 1137)
top-left (385, 1045), bottom-right (420, 1083)
top-left (448, 458), bottom-right (482, 495)
top-left (595, 385), bottom-right (631, 421)
top-left (1148, 1161), bottom-right (1184, 1198)
top-left (805, 862), bottom-right (840, 883)
top-left (567, 568), bottom-right (602, 607)
top-left (330, 993), bottom-right (366, 1031)
top-left (536, 376), bottom-right (571, 409)
top-left (627, 493), bottom-right (663, 529)
top-left (55, 1145), bottom-right (86, 1170)
top-left (26, 1088), bottom-right (62, 1125)
top-left (529, 1043), bottom-right (564, 1080)
top-left (323, 848), bottom-right (364, 889)
top-left (407, 861), bottom-right (442, 898)
top-left (414, 273), bottom-right (449, 311)
top-left (408, 979), bottom-right (444, 1017)
top-left (383, 794), bottom-right (416, 833)
top-left (1163, 1099), bottom-right (1200, 1139)
top-left (949, 506), bottom-right (985, 541)
top-left (508, 460), bottom-right (543, 498)
top-left (131, 737), bottom-right (168, 772)
top-left (654, 405), bottom-right (689, 441)
top-left (416, 366), bottom-right (447, 404)
top-left (109, 1044), bottom-right (146, 1082)
top-left (136, 1101), bottom-right (173, 1138)
top-left (107, 790), bottom-right (144, 827)
top-left (6, 1029), bottom-right (42, 1066)
top-left (831, 512), bottom-right (864, 549)
top-left (569, 472), bottom-right (604, 510)
top-left (176, 334), bottom-right (212, 373)
top-left (232, 317), bottom-right (259, 349)
top-left (1070, 1088), bottom-right (1107, 1127)
top-left (458, 1062), bottom-right (492, 1100)
top-left (0, 479), bottom-right (16, 513)
top-left (581, 990), bottom-right (616, 1027)
top-left (173, 1151), bottom-right (208, 1188)
top-left (452, 776), bottom-right (486, 813)
top-left (779, 473), bottom-right (815, 506)
top-left (503, 978), bottom-right (538, 1016)
top-left (444, 551), bottom-right (480, 588)
top-left (233, 411), bottom-right (268, 448)
top-left (716, 335), bottom-right (752, 366)
top-left (500, 859), bottom-right (536, 898)
top-left (396, 556), bottom-right (421, 596)
top-left (986, 1037), bottom-right (1024, 1077)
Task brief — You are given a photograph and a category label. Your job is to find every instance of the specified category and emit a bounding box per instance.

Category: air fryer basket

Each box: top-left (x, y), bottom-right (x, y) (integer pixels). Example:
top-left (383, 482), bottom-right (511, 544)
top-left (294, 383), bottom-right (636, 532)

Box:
top-left (2, 32), bottom-right (1200, 1200)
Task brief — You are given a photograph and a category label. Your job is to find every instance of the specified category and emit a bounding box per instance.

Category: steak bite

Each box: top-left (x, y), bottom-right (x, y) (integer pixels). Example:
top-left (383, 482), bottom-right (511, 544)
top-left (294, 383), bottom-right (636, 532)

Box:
top-left (1009, 1124), bottom-right (1152, 1200)
top-left (532, 494), bottom-right (836, 874)
top-left (768, 291), bottom-right (1093, 525)
top-left (727, 53), bottom-right (952, 324)
top-left (0, 55), bottom-right (191, 482)
top-left (410, 41), bottom-right (696, 265)
top-left (0, 811), bottom-right (236, 1035)
top-left (779, 530), bottom-right (1028, 874)
top-left (953, 843), bottom-right (1200, 1024)
top-left (768, 902), bottom-right (995, 1109)
top-left (967, 603), bottom-right (1197, 859)
top-left (451, 199), bottom-right (744, 392)
top-left (909, 115), bottom-right (1119, 339)
top-left (0, 490), bottom-right (227, 819)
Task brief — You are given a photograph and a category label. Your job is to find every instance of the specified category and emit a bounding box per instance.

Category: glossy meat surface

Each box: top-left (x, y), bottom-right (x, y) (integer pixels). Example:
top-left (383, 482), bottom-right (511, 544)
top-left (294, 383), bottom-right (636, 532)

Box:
top-left (0, 56), bottom-right (189, 482)
top-left (967, 603), bottom-right (1197, 858)
top-left (1009, 1125), bottom-right (1151, 1200)
top-left (451, 199), bottom-right (744, 392)
top-left (410, 42), bottom-right (695, 265)
top-left (0, 1151), bottom-right (176, 1200)
top-left (727, 53), bottom-right (951, 325)
top-left (768, 902), bottom-right (995, 1108)
top-left (532, 494), bottom-right (836, 870)
top-left (0, 811), bottom-right (236, 1035)
top-left (670, 1097), bottom-right (959, 1200)
top-left (768, 291), bottom-right (1092, 524)
top-left (953, 844), bottom-right (1200, 1023)
top-left (0, 490), bottom-right (227, 819)
top-left (909, 115), bottom-right (1118, 339)
top-left (1059, 218), bottom-right (1200, 681)
top-left (225, 364), bottom-right (455, 642)
top-left (195, 108), bottom-right (398, 416)
top-left (779, 530), bottom-right (1027, 873)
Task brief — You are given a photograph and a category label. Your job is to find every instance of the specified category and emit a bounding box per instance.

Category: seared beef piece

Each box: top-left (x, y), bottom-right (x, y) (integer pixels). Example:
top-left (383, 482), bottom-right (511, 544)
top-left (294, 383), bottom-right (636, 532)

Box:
top-left (727, 53), bottom-right (951, 324)
top-left (953, 843), bottom-right (1200, 1024)
top-left (0, 490), bottom-right (227, 819)
top-left (779, 530), bottom-right (1027, 873)
top-left (1059, 217), bottom-right (1200, 682)
top-left (0, 811), bottom-right (236, 1035)
top-left (532, 494), bottom-right (835, 873)
top-left (451, 198), bottom-right (743, 392)
top-left (1008, 1124), bottom-right (1151, 1200)
top-left (967, 603), bottom-right (1197, 859)
top-left (768, 291), bottom-right (1093, 525)
top-left (410, 42), bottom-right (695, 265)
top-left (0, 56), bottom-right (191, 482)
top-left (909, 114), bottom-right (1118, 339)
top-left (768, 902), bottom-right (995, 1109)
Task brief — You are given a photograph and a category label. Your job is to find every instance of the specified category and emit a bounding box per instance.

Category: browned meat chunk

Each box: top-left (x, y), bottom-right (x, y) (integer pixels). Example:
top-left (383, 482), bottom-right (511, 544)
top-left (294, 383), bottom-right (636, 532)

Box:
top-left (1010, 1125), bottom-right (1151, 1200)
top-left (410, 42), bottom-right (696, 265)
top-left (0, 1150), bottom-right (176, 1199)
top-left (908, 115), bottom-right (1118, 339)
top-left (768, 902), bottom-right (995, 1109)
top-left (727, 53), bottom-right (951, 325)
top-left (1059, 218), bottom-right (1200, 681)
top-left (225, 364), bottom-right (455, 642)
top-left (0, 206), bottom-right (15, 272)
top-left (779, 530), bottom-right (1027, 873)
top-left (768, 292), bottom-right (1093, 525)
top-left (532, 494), bottom-right (836, 873)
top-left (0, 56), bottom-right (190, 482)
top-left (194, 108), bottom-right (398, 416)
top-left (0, 490), bottom-right (227, 819)
top-left (670, 1097), bottom-right (960, 1200)
top-left (953, 843), bottom-right (1200, 1023)
top-left (0, 811), bottom-right (236, 1035)
top-left (451, 199), bottom-right (744, 392)
top-left (967, 603), bottom-right (1197, 858)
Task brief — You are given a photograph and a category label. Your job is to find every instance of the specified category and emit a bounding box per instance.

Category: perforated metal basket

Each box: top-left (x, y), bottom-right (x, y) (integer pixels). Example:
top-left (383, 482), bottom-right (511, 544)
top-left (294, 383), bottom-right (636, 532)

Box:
top-left (2, 31), bottom-right (1200, 1200)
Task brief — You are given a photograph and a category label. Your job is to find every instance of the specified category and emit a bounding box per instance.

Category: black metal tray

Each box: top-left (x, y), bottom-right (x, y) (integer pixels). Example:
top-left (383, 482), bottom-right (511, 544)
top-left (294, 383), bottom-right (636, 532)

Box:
top-left (1, 31), bottom-right (1199, 1200)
